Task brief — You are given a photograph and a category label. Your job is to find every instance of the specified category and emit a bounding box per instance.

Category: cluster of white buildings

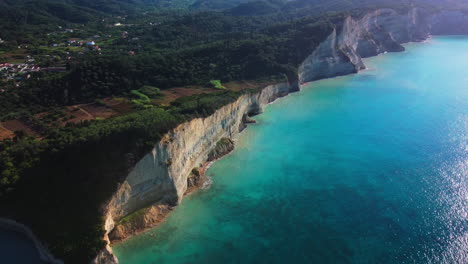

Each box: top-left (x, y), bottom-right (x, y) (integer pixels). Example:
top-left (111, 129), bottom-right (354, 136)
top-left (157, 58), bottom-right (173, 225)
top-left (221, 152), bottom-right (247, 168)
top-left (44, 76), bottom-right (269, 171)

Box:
top-left (66, 38), bottom-right (101, 51)
top-left (0, 62), bottom-right (40, 82)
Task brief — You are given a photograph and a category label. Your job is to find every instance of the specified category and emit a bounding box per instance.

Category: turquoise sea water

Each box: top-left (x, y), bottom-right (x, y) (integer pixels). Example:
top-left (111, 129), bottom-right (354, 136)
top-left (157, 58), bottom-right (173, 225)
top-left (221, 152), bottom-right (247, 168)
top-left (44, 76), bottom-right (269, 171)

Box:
top-left (115, 36), bottom-right (466, 263)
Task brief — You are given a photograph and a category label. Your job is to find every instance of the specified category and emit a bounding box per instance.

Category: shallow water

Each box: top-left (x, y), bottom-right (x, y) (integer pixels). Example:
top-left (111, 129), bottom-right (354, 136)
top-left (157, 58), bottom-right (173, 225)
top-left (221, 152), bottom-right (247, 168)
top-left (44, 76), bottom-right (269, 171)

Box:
top-left (115, 36), bottom-right (468, 263)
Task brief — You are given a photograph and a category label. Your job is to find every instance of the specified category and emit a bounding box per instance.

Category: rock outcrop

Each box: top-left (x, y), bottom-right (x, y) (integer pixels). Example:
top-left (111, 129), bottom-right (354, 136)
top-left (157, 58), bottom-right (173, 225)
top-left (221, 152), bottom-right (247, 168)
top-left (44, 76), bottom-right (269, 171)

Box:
top-left (299, 8), bottom-right (430, 84)
top-left (92, 246), bottom-right (118, 264)
top-left (108, 205), bottom-right (172, 243)
top-left (207, 138), bottom-right (235, 162)
top-left (186, 167), bottom-right (204, 191)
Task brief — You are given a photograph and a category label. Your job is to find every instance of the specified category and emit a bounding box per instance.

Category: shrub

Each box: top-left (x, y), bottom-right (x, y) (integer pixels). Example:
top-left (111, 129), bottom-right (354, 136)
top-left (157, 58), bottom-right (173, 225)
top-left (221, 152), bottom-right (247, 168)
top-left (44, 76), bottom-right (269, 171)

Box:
top-left (208, 80), bottom-right (225, 89)
top-left (130, 90), bottom-right (151, 108)
top-left (138, 85), bottom-right (162, 98)
top-left (130, 90), bottom-right (151, 104)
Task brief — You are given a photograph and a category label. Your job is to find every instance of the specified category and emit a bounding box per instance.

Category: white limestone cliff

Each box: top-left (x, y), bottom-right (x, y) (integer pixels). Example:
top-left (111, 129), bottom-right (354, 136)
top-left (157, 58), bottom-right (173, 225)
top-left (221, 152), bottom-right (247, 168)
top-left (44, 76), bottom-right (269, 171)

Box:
top-left (95, 83), bottom-right (293, 263)
top-left (105, 83), bottom-right (292, 224)
top-left (298, 8), bottom-right (431, 84)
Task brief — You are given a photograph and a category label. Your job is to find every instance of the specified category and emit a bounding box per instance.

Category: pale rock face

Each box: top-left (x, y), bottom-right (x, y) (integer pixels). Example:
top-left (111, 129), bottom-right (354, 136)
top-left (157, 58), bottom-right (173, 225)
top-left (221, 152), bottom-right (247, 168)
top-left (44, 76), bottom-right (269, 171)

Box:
top-left (104, 83), bottom-right (293, 229)
top-left (298, 28), bottom-right (362, 84)
top-left (92, 245), bottom-right (118, 264)
top-left (299, 8), bottom-right (432, 84)
top-left (109, 205), bottom-right (172, 242)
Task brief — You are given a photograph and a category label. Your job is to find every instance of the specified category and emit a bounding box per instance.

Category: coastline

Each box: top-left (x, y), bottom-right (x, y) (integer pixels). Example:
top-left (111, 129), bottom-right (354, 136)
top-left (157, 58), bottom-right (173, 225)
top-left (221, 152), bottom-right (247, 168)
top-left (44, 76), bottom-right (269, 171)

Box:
top-left (106, 83), bottom-right (296, 247)
top-left (2, 7), bottom-right (468, 264)
top-left (111, 35), bottom-right (468, 264)
top-left (108, 141), bottom-right (239, 246)
top-left (100, 8), bottom-right (468, 263)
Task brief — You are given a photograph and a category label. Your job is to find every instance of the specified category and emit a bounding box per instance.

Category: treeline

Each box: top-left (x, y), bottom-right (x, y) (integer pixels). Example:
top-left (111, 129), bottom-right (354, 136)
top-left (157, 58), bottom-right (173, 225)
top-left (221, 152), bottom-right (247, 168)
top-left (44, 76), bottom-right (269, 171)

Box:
top-left (0, 11), bottom-right (343, 119)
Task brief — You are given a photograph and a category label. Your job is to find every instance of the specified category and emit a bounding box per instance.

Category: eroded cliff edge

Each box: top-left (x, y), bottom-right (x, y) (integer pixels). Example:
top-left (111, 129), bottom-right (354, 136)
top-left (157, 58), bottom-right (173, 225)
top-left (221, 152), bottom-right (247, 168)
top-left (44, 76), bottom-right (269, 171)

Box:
top-left (96, 8), bottom-right (468, 264)
top-left (104, 82), bottom-right (292, 234)
top-left (299, 8), bottom-right (468, 83)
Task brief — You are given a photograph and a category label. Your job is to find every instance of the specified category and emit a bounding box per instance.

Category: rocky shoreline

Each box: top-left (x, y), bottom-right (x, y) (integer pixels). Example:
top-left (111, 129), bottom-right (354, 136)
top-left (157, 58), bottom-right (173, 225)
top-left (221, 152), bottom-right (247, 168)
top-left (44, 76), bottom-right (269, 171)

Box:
top-left (107, 138), bottom-right (236, 246)
top-left (101, 81), bottom-right (296, 248)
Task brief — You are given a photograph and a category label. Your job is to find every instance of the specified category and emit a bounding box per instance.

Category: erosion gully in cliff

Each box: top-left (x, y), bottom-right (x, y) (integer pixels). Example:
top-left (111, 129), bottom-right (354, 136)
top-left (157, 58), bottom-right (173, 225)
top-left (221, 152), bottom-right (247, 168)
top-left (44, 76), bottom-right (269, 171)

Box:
top-left (93, 7), bottom-right (468, 263)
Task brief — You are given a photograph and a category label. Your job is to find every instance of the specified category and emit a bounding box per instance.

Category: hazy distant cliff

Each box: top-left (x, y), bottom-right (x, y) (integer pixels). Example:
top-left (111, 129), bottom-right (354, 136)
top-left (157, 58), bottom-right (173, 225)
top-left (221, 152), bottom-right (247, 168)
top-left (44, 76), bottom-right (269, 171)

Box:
top-left (95, 7), bottom-right (468, 264)
top-left (299, 8), bottom-right (468, 84)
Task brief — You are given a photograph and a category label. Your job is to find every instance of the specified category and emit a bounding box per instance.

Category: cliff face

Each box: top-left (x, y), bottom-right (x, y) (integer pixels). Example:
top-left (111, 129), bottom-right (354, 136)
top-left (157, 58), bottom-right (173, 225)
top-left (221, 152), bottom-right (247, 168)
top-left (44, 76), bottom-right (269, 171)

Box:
top-left (96, 7), bottom-right (468, 264)
top-left (299, 8), bottom-right (430, 83)
top-left (108, 204), bottom-right (172, 242)
top-left (298, 8), bottom-right (468, 84)
top-left (101, 83), bottom-right (293, 246)
top-left (107, 83), bottom-right (290, 219)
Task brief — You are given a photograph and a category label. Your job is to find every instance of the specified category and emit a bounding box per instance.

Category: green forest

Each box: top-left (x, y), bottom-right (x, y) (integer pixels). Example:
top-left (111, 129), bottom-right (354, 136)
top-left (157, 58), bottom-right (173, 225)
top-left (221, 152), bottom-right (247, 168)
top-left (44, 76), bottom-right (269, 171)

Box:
top-left (0, 0), bottom-right (461, 263)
